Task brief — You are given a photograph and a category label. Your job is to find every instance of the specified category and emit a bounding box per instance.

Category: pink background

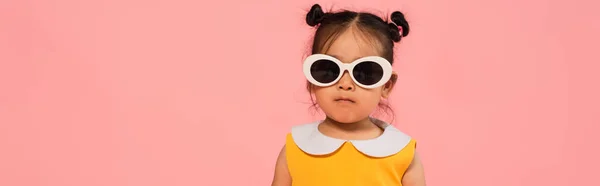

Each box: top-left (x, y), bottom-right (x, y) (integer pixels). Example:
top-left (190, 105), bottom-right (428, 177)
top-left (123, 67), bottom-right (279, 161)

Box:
top-left (1, 0), bottom-right (599, 185)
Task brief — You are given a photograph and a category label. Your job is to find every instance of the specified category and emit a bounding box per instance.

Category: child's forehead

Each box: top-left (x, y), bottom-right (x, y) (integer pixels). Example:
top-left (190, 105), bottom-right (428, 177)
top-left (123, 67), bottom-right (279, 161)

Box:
top-left (324, 29), bottom-right (383, 63)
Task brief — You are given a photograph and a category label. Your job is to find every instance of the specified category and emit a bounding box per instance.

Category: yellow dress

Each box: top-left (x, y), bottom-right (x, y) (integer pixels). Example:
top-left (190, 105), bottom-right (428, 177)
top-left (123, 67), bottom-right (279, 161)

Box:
top-left (285, 118), bottom-right (416, 186)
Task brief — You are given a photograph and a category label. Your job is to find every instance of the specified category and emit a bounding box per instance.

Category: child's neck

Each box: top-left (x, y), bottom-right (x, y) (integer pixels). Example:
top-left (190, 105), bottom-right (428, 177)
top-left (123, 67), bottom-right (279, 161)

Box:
top-left (319, 117), bottom-right (383, 140)
top-left (322, 117), bottom-right (375, 132)
top-left (323, 117), bottom-right (379, 132)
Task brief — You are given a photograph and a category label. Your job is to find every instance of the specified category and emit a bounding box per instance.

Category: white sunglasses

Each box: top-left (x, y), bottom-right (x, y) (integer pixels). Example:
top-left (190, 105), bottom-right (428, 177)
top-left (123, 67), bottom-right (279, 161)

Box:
top-left (303, 54), bottom-right (393, 89)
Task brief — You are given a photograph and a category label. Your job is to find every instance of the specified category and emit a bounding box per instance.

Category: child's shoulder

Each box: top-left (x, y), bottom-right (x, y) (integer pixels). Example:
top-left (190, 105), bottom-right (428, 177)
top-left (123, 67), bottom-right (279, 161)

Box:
top-left (288, 121), bottom-right (320, 135)
top-left (283, 121), bottom-right (320, 143)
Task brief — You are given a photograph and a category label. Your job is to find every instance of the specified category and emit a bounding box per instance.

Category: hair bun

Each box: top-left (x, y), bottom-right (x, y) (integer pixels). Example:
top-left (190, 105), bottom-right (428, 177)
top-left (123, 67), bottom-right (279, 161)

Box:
top-left (388, 23), bottom-right (402, 42)
top-left (306, 4), bottom-right (325, 27)
top-left (390, 11), bottom-right (410, 37)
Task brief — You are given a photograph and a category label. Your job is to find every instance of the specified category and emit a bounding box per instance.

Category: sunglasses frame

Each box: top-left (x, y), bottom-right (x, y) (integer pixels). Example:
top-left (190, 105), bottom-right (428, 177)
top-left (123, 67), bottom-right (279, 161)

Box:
top-left (303, 54), bottom-right (393, 89)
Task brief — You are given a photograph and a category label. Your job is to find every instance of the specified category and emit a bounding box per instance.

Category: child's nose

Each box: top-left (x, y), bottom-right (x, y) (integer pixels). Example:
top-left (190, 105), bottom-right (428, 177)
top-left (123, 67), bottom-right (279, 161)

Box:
top-left (337, 72), bottom-right (355, 91)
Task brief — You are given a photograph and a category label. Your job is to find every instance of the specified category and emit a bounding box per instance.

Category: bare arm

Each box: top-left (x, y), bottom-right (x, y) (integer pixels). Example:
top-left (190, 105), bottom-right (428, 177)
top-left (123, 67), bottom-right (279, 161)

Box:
top-left (271, 145), bottom-right (292, 186)
top-left (402, 151), bottom-right (426, 186)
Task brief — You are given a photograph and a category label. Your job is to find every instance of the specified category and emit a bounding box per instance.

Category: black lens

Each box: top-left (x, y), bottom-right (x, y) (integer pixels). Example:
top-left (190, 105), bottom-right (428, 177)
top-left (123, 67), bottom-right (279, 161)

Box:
top-left (310, 59), bottom-right (340, 84)
top-left (353, 61), bottom-right (384, 86)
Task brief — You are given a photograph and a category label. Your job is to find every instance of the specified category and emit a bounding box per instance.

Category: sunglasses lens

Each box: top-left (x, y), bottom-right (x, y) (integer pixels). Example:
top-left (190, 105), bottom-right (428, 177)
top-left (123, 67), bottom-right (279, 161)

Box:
top-left (353, 61), bottom-right (384, 86)
top-left (310, 59), bottom-right (340, 84)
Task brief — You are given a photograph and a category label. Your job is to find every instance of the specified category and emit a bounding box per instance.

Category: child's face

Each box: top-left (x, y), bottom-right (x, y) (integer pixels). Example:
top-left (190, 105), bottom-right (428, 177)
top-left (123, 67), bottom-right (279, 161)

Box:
top-left (312, 29), bottom-right (396, 123)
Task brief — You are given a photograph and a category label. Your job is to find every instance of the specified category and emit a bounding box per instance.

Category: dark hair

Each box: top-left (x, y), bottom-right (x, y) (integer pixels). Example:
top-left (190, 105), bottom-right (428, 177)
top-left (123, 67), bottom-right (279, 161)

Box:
top-left (305, 4), bottom-right (410, 121)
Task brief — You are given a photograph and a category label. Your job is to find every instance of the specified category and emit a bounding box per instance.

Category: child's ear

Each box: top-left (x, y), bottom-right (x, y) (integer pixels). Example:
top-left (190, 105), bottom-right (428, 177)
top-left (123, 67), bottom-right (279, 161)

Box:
top-left (381, 72), bottom-right (398, 98)
top-left (307, 83), bottom-right (315, 94)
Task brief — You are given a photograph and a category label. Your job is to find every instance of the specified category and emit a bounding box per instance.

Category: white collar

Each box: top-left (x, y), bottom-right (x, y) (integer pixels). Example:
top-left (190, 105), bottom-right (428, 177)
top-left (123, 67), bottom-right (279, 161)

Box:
top-left (291, 118), bottom-right (412, 158)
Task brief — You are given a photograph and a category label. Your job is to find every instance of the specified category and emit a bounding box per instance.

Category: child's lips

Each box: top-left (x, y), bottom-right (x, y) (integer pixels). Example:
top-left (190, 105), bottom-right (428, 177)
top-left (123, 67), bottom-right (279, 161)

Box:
top-left (334, 98), bottom-right (355, 103)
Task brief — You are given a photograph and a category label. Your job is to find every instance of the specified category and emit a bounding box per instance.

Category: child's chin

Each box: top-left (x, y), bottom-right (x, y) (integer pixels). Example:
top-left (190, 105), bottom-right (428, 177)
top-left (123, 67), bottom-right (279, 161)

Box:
top-left (327, 113), bottom-right (368, 124)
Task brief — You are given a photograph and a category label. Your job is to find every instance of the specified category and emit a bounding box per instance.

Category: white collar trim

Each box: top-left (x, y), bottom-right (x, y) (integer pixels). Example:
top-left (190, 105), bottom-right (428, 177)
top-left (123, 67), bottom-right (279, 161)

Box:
top-left (291, 118), bottom-right (412, 158)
